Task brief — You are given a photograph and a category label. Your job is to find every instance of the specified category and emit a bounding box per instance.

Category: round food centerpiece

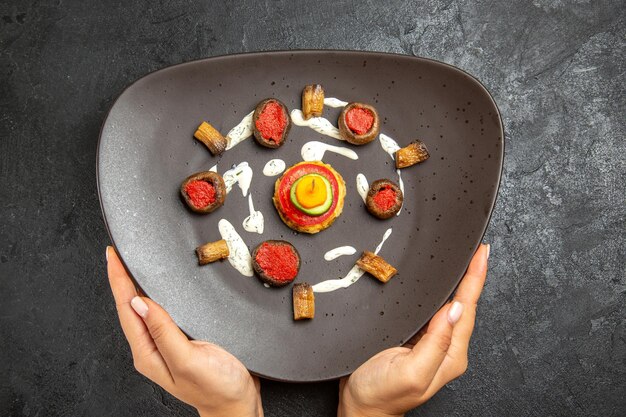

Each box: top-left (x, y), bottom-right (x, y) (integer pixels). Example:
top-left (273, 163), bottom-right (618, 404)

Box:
top-left (273, 161), bottom-right (346, 234)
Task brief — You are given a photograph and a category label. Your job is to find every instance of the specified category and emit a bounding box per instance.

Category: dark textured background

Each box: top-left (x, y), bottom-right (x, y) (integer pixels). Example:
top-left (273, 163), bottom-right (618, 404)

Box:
top-left (1, 0), bottom-right (624, 416)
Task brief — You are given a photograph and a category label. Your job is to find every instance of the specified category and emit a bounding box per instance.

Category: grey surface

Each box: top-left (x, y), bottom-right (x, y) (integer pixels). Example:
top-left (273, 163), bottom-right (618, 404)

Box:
top-left (0, 0), bottom-right (624, 416)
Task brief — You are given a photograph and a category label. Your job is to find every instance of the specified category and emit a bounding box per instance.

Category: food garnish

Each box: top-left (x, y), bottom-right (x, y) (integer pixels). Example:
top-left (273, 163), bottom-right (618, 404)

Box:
top-left (293, 283), bottom-right (315, 320)
top-left (338, 102), bottom-right (380, 145)
top-left (196, 239), bottom-right (230, 265)
top-left (356, 251), bottom-right (397, 283)
top-left (252, 98), bottom-right (291, 148)
top-left (395, 140), bottom-right (430, 168)
top-left (302, 84), bottom-right (325, 120)
top-left (290, 174), bottom-right (332, 216)
top-left (180, 171), bottom-right (226, 213)
top-left (194, 121), bottom-right (227, 155)
top-left (365, 179), bottom-right (403, 219)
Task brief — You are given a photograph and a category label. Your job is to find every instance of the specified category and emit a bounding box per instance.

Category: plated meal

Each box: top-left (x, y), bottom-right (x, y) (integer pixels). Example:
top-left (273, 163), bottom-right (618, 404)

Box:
top-left (98, 50), bottom-right (503, 381)
top-left (181, 84), bottom-right (430, 320)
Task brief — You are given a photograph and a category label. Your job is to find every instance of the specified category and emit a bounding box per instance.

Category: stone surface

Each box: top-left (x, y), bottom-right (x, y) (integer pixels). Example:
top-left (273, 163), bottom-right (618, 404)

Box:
top-left (0, 0), bottom-right (624, 416)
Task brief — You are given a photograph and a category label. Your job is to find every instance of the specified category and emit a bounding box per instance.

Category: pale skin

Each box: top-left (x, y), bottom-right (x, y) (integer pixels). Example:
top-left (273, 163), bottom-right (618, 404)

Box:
top-left (106, 243), bottom-right (489, 417)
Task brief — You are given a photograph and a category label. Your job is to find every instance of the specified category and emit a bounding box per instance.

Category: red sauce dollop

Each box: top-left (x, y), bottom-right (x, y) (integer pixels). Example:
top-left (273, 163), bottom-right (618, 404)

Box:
top-left (345, 107), bottom-right (374, 135)
top-left (185, 180), bottom-right (216, 209)
top-left (373, 186), bottom-right (397, 211)
top-left (255, 102), bottom-right (287, 143)
top-left (255, 242), bottom-right (299, 282)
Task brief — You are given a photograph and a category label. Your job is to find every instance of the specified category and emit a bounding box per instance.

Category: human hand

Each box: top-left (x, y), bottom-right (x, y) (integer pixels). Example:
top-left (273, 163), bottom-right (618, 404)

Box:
top-left (106, 246), bottom-right (263, 417)
top-left (338, 244), bottom-right (490, 417)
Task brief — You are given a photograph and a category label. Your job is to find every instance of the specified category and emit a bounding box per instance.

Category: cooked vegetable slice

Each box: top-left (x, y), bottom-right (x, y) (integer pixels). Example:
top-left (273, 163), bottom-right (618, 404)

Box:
top-left (302, 84), bottom-right (325, 120)
top-left (293, 283), bottom-right (315, 320)
top-left (356, 251), bottom-right (397, 283)
top-left (395, 140), bottom-right (430, 168)
top-left (194, 121), bottom-right (227, 155)
top-left (196, 239), bottom-right (229, 265)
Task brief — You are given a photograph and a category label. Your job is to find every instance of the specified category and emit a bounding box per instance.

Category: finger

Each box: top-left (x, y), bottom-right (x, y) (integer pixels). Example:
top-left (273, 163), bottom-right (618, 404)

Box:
top-left (453, 244), bottom-right (489, 305)
top-left (405, 301), bottom-right (463, 388)
top-left (404, 244), bottom-right (489, 350)
top-left (107, 247), bottom-right (173, 386)
top-left (449, 243), bottom-right (490, 350)
top-left (423, 244), bottom-right (490, 396)
top-left (131, 295), bottom-right (193, 372)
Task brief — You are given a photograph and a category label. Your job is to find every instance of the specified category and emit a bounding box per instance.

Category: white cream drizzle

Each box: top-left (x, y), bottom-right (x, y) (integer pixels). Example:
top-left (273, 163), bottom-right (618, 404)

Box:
top-left (323, 97), bottom-right (349, 108)
top-left (397, 171), bottom-right (405, 196)
top-left (312, 228), bottom-right (393, 293)
top-left (242, 195), bottom-right (264, 234)
top-left (374, 228), bottom-right (393, 253)
top-left (379, 133), bottom-right (405, 216)
top-left (324, 246), bottom-right (356, 261)
top-left (301, 141), bottom-right (358, 162)
top-left (218, 219), bottom-right (253, 277)
top-left (379, 133), bottom-right (401, 156)
top-left (222, 162), bottom-right (253, 196)
top-left (262, 159), bottom-right (286, 176)
top-left (356, 173), bottom-right (369, 203)
top-left (225, 111), bottom-right (254, 150)
top-left (290, 109), bottom-right (343, 140)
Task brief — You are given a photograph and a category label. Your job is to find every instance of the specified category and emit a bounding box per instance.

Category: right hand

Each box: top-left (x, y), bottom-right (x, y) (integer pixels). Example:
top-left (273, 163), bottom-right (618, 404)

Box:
top-left (338, 244), bottom-right (490, 417)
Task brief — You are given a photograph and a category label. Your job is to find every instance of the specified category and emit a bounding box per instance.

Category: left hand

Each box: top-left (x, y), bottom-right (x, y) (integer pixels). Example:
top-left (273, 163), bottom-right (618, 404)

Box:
top-left (106, 246), bottom-right (263, 417)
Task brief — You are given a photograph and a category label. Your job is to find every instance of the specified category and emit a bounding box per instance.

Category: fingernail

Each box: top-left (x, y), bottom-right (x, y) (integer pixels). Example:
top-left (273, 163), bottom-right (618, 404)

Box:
top-left (448, 301), bottom-right (464, 325)
top-left (486, 243), bottom-right (491, 259)
top-left (106, 246), bottom-right (110, 262)
top-left (131, 296), bottom-right (148, 318)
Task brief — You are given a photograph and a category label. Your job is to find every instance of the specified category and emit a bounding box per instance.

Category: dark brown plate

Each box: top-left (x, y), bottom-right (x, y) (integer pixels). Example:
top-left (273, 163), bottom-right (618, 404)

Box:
top-left (97, 50), bottom-right (503, 382)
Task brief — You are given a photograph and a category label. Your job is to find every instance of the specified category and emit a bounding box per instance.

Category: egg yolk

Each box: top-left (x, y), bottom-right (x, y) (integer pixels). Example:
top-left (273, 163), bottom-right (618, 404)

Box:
top-left (295, 175), bottom-right (327, 208)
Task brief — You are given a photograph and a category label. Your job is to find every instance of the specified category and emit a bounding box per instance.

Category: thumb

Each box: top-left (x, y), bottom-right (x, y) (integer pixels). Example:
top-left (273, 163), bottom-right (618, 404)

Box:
top-left (130, 296), bottom-right (192, 370)
top-left (406, 301), bottom-right (463, 387)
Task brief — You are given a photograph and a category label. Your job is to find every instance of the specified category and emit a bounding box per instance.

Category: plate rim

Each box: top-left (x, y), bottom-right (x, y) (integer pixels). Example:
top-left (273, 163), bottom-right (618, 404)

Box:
top-left (96, 49), bottom-right (504, 382)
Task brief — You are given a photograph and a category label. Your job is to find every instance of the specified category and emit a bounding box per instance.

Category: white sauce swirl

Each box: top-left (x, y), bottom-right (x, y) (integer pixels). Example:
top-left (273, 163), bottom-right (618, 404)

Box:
top-left (242, 195), bottom-right (264, 234)
top-left (324, 246), bottom-right (356, 261)
top-left (222, 162), bottom-right (253, 196)
top-left (379, 133), bottom-right (401, 156)
top-left (225, 111), bottom-right (254, 150)
top-left (262, 159), bottom-right (286, 176)
top-left (374, 228), bottom-right (393, 254)
top-left (218, 219), bottom-right (253, 277)
top-left (356, 173), bottom-right (369, 203)
top-left (301, 141), bottom-right (358, 162)
top-left (290, 109), bottom-right (343, 140)
top-left (312, 228), bottom-right (393, 293)
top-left (323, 97), bottom-right (349, 108)
top-left (379, 133), bottom-right (404, 216)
